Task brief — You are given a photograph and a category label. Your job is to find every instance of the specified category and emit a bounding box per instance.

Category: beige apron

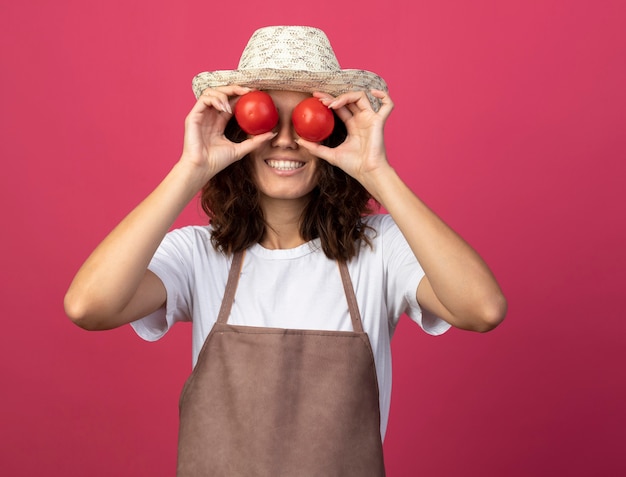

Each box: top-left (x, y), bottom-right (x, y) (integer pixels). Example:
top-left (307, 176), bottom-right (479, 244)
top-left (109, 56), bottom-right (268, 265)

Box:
top-left (177, 251), bottom-right (386, 476)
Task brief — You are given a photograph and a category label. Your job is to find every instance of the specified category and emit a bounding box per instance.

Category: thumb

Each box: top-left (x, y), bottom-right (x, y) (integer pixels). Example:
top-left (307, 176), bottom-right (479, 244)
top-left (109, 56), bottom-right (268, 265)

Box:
top-left (236, 132), bottom-right (277, 157)
top-left (295, 138), bottom-right (336, 165)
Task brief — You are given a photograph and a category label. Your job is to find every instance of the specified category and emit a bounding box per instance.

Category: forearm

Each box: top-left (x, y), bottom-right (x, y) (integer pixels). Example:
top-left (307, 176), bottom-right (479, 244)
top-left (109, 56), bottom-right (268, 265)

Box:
top-left (64, 86), bottom-right (269, 330)
top-left (364, 165), bottom-right (507, 331)
top-left (312, 89), bottom-right (505, 330)
top-left (64, 160), bottom-right (208, 329)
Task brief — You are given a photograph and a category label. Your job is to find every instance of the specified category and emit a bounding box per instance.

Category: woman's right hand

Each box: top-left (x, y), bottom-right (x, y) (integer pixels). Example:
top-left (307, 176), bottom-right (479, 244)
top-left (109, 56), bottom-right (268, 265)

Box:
top-left (181, 85), bottom-right (276, 182)
top-left (65, 85), bottom-right (276, 331)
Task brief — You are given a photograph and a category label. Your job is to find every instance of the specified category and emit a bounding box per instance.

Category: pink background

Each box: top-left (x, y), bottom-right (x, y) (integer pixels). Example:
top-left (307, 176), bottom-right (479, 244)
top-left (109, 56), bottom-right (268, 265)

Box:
top-left (2, 0), bottom-right (625, 475)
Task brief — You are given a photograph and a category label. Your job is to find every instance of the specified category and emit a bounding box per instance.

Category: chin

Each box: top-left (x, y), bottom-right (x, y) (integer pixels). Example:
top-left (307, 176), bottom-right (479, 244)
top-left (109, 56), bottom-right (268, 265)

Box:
top-left (259, 187), bottom-right (317, 203)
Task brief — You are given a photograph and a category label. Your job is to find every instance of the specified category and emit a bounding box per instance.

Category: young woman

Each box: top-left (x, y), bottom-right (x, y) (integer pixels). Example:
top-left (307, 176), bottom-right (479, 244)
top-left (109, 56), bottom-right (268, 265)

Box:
top-left (65, 26), bottom-right (506, 476)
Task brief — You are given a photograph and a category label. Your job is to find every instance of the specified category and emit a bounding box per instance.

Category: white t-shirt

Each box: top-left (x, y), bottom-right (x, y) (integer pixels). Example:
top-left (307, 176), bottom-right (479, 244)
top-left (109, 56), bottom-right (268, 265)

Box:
top-left (131, 214), bottom-right (450, 438)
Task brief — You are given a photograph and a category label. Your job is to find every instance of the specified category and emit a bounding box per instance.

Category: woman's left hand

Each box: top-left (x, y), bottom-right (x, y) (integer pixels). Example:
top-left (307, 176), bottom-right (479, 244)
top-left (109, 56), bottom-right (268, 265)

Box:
top-left (297, 89), bottom-right (394, 197)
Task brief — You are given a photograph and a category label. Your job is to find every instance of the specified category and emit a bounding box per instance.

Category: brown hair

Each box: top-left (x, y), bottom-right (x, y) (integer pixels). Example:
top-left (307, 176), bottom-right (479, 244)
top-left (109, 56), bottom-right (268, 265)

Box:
top-left (200, 114), bottom-right (377, 261)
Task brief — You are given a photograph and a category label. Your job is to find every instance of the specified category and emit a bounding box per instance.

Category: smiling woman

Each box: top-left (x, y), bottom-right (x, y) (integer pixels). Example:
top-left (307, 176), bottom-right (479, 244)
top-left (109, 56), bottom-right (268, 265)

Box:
top-left (206, 89), bottom-right (358, 256)
top-left (64, 25), bottom-right (506, 476)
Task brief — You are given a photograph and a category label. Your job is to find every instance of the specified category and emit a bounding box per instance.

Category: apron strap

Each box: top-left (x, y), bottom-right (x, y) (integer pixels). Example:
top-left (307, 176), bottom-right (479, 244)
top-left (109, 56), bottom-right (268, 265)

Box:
top-left (338, 260), bottom-right (364, 333)
top-left (216, 250), bottom-right (245, 324)
top-left (216, 250), bottom-right (364, 333)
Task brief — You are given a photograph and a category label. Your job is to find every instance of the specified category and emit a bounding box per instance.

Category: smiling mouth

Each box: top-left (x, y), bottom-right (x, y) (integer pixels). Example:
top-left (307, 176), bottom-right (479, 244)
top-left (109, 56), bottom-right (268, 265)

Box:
top-left (265, 160), bottom-right (305, 171)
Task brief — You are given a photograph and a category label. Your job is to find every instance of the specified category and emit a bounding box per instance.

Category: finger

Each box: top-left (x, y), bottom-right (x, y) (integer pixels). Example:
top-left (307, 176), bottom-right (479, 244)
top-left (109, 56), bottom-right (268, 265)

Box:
top-left (198, 89), bottom-right (233, 114)
top-left (313, 91), bottom-right (353, 123)
top-left (371, 89), bottom-right (394, 117)
top-left (236, 131), bottom-right (277, 157)
top-left (294, 138), bottom-right (336, 165)
top-left (313, 91), bottom-right (335, 101)
top-left (332, 105), bottom-right (353, 124)
top-left (353, 90), bottom-right (376, 112)
top-left (327, 90), bottom-right (373, 112)
top-left (314, 92), bottom-right (354, 124)
top-left (211, 84), bottom-right (253, 98)
top-left (218, 84), bottom-right (253, 95)
top-left (199, 85), bottom-right (253, 113)
top-left (217, 84), bottom-right (255, 113)
top-left (346, 102), bottom-right (361, 116)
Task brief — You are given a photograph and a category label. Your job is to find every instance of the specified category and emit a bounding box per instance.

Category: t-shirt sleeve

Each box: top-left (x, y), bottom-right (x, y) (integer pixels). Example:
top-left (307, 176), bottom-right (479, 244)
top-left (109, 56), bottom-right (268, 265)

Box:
top-left (378, 215), bottom-right (451, 336)
top-left (130, 228), bottom-right (195, 341)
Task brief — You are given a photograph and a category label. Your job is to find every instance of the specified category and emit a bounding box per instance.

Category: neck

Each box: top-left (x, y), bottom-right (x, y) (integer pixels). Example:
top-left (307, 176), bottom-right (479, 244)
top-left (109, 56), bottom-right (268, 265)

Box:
top-left (259, 197), bottom-right (308, 250)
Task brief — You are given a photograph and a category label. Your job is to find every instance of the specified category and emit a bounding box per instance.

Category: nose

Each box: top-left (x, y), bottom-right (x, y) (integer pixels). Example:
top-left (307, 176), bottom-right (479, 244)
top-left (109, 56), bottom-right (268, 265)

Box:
top-left (271, 117), bottom-right (298, 149)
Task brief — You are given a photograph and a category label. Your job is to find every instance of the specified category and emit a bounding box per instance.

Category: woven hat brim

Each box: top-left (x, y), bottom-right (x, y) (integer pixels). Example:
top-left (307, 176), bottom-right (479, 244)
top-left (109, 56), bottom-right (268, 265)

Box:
top-left (192, 68), bottom-right (388, 111)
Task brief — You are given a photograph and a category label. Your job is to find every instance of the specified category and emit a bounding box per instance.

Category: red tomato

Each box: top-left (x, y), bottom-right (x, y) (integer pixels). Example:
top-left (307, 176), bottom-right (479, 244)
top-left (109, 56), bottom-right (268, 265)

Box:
top-left (291, 97), bottom-right (335, 142)
top-left (234, 91), bottom-right (279, 135)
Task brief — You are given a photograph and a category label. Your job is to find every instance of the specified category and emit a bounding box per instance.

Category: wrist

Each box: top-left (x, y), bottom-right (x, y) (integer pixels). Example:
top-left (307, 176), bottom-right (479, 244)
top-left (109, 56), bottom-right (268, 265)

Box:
top-left (171, 158), bottom-right (214, 195)
top-left (359, 162), bottom-right (399, 204)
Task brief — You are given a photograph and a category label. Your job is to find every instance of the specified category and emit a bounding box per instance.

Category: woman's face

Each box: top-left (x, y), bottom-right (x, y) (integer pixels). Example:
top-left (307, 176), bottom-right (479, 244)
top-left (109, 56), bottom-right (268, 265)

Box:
top-left (248, 90), bottom-right (320, 207)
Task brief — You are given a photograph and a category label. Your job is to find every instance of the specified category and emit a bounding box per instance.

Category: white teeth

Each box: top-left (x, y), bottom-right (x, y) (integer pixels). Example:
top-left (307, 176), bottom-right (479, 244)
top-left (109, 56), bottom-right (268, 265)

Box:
top-left (266, 160), bottom-right (304, 171)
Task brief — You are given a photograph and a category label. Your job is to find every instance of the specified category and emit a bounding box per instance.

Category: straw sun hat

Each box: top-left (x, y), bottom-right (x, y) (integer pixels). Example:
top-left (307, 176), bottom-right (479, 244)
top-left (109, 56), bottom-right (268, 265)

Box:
top-left (192, 26), bottom-right (388, 111)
